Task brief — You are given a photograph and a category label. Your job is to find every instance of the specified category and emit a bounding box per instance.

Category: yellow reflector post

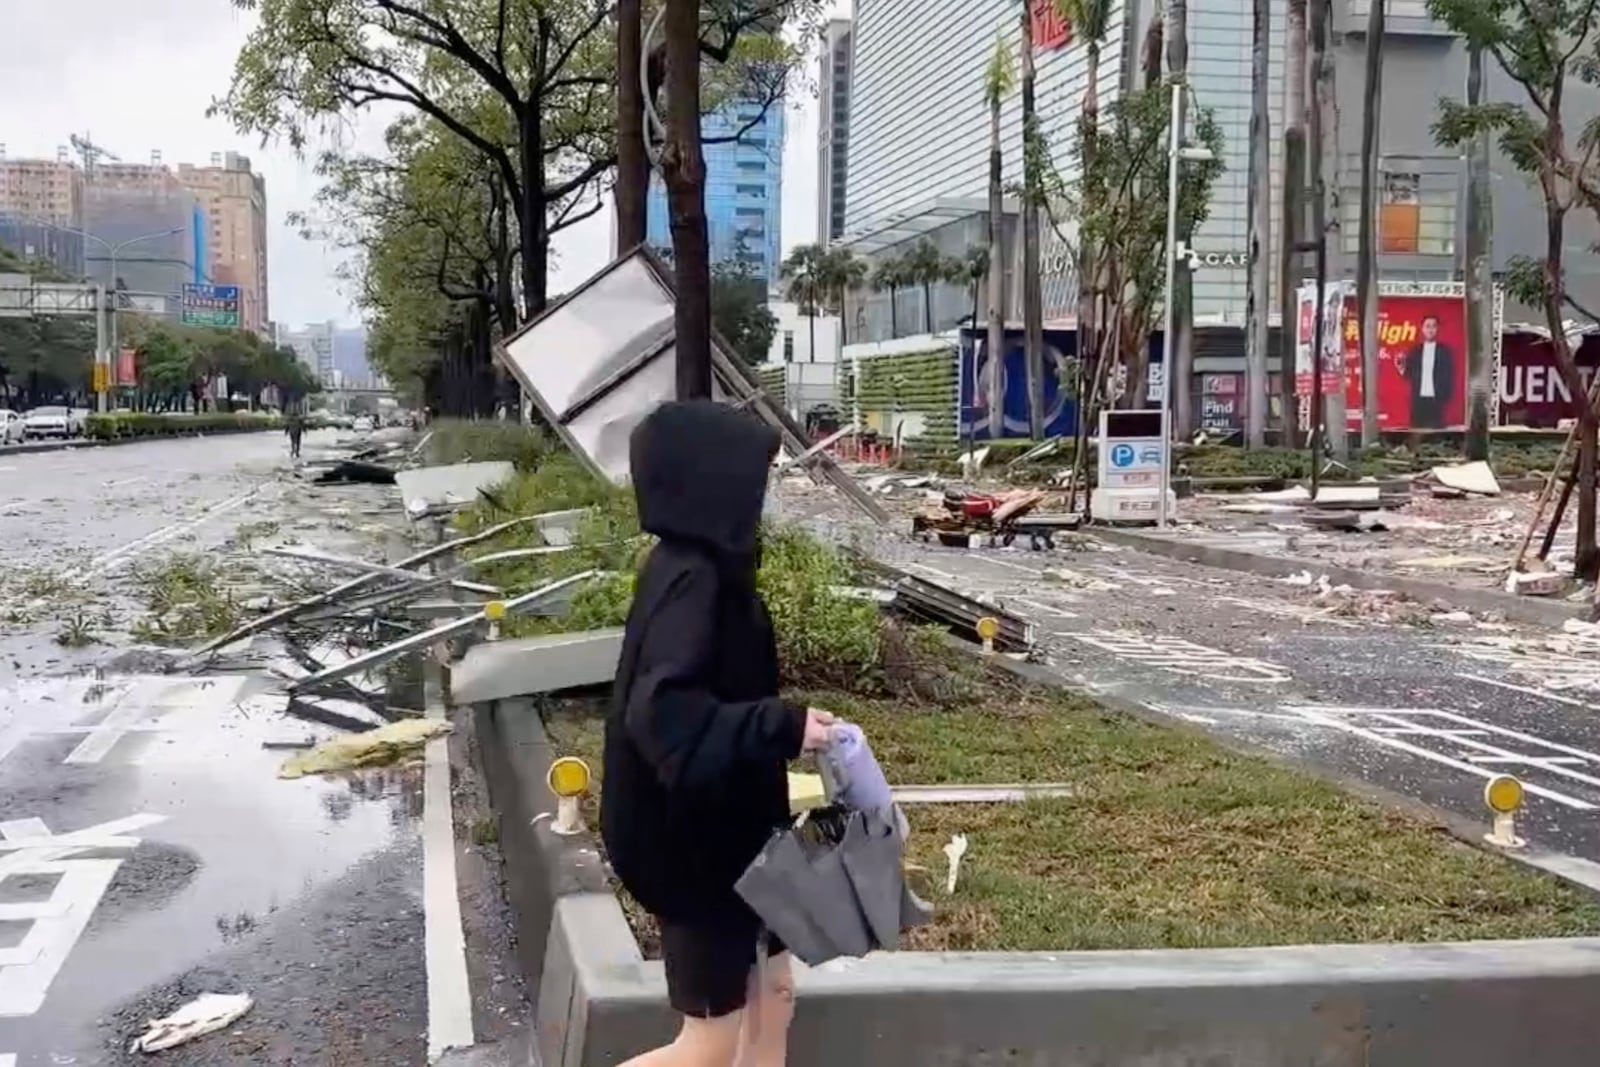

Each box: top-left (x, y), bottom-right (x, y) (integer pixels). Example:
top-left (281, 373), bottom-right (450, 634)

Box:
top-left (484, 600), bottom-right (507, 622)
top-left (1485, 775), bottom-right (1524, 815)
top-left (975, 617), bottom-right (1000, 641)
top-left (548, 756), bottom-right (591, 798)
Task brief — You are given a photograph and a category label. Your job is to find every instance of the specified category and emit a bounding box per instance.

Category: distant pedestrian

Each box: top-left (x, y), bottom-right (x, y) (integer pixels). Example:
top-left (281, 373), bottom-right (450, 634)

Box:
top-left (285, 411), bottom-right (305, 459)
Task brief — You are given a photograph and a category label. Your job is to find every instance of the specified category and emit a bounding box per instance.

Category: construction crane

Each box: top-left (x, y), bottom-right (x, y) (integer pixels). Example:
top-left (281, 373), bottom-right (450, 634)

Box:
top-left (69, 133), bottom-right (119, 172)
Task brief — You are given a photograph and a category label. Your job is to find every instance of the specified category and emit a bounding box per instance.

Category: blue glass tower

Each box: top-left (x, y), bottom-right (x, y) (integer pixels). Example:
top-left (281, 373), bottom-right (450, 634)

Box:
top-left (647, 100), bottom-right (784, 289)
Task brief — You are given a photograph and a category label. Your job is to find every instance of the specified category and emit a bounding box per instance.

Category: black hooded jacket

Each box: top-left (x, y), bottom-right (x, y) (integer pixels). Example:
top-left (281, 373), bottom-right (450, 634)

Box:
top-left (599, 400), bottom-right (806, 924)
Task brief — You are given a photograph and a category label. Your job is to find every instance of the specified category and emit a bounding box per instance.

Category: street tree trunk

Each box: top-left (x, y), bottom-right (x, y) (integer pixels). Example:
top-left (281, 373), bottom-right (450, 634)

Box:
top-left (615, 0), bottom-right (648, 250)
top-left (986, 93), bottom-right (1007, 434)
top-left (1356, 0), bottom-right (1384, 446)
top-left (1464, 42), bottom-right (1494, 462)
top-left (1245, 0), bottom-right (1272, 446)
top-left (1314, 0), bottom-right (1349, 458)
top-left (661, 0), bottom-right (712, 398)
top-left (1020, 10), bottom-right (1045, 439)
top-left (1307, 0), bottom-right (1330, 469)
top-left (1078, 38), bottom-right (1102, 431)
top-left (1279, 0), bottom-right (1308, 447)
top-left (1167, 0), bottom-right (1194, 438)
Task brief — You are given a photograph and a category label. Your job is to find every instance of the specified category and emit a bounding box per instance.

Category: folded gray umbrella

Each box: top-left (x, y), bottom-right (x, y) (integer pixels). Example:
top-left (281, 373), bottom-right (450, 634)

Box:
top-left (736, 805), bottom-right (929, 967)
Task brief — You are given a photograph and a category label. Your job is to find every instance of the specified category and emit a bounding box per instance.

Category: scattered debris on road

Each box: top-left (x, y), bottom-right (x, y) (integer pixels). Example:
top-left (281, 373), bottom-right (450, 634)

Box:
top-left (130, 992), bottom-right (253, 1053)
top-left (278, 717), bottom-right (451, 778)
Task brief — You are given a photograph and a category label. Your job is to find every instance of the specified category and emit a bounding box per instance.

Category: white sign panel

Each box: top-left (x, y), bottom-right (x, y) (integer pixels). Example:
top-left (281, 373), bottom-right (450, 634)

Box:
top-left (1101, 437), bottom-right (1166, 489)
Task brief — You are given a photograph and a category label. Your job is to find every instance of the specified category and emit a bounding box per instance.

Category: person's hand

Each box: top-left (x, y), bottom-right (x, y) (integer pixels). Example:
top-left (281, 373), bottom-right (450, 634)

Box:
top-left (801, 707), bottom-right (837, 753)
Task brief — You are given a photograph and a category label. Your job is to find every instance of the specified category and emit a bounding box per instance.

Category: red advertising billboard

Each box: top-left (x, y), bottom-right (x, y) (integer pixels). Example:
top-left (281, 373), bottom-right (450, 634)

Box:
top-left (1498, 332), bottom-right (1600, 427)
top-left (1296, 286), bottom-right (1474, 432)
top-left (1030, 0), bottom-right (1072, 49)
top-left (116, 347), bottom-right (137, 387)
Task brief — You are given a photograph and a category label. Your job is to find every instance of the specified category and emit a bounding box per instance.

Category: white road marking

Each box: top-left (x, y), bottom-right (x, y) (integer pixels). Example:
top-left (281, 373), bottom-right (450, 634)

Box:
top-left (1442, 644), bottom-right (1600, 692)
top-left (102, 476), bottom-right (146, 488)
top-left (904, 561), bottom-right (961, 584)
top-left (967, 553), bottom-right (1044, 576)
top-left (87, 487), bottom-right (260, 574)
top-left (1287, 706), bottom-right (1596, 810)
top-left (421, 667), bottom-right (473, 1060)
top-left (1067, 630), bottom-right (1292, 684)
top-left (0, 814), bottom-right (165, 1017)
top-left (1464, 673), bottom-right (1600, 712)
top-left (1, 1051), bottom-right (15, 1066)
top-left (1011, 596), bottom-right (1078, 620)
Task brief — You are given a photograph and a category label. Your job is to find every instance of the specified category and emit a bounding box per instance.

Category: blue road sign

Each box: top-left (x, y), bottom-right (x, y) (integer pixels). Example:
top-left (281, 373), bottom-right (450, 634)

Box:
top-left (1110, 443), bottom-right (1136, 468)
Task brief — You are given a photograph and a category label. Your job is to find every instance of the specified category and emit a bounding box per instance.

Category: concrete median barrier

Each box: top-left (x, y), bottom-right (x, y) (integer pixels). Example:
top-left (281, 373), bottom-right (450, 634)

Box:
top-left (477, 699), bottom-right (1600, 1067)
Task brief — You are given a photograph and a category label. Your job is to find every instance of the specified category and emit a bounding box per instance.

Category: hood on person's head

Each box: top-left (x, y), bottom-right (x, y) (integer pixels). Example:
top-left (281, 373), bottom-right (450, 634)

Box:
top-left (630, 399), bottom-right (780, 561)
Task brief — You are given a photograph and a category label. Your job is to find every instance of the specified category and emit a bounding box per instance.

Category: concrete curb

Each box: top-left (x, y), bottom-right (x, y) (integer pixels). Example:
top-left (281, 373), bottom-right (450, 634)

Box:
top-left (1091, 526), bottom-right (1583, 628)
top-left (477, 696), bottom-right (1600, 1067)
top-left (0, 426), bottom-right (278, 457)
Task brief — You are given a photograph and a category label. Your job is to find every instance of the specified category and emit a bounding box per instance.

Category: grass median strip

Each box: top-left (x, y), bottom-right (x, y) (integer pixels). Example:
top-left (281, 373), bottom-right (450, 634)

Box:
top-left (541, 661), bottom-right (1600, 954)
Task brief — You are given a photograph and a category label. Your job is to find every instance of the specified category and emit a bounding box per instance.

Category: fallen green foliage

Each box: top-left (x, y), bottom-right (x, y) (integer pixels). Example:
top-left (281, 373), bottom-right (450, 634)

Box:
top-left (425, 418), bottom-right (550, 471)
top-left (85, 412), bottom-right (282, 441)
top-left (544, 659), bottom-right (1600, 954)
top-left (131, 554), bottom-right (247, 644)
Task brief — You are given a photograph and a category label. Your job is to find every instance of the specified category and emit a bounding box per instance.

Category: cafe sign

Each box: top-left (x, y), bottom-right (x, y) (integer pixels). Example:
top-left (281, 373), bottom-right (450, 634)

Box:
top-left (1182, 249), bottom-right (1249, 269)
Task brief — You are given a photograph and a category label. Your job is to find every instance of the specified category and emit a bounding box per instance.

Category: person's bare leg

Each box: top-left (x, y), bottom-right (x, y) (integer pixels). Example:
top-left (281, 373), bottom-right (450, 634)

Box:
top-left (733, 952), bottom-right (795, 1067)
top-left (617, 1012), bottom-right (742, 1067)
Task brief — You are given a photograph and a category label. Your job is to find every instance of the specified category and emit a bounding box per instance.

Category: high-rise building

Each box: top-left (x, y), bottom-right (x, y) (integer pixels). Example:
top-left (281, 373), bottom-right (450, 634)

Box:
top-left (0, 150), bottom-right (86, 275)
top-left (647, 101), bottom-right (785, 286)
top-left (841, 0), bottom-right (1600, 338)
top-left (279, 320), bottom-right (337, 385)
top-left (817, 18), bottom-right (853, 246)
top-left (333, 325), bottom-right (377, 388)
top-left (178, 153), bottom-right (269, 335)
top-left (82, 156), bottom-right (203, 303)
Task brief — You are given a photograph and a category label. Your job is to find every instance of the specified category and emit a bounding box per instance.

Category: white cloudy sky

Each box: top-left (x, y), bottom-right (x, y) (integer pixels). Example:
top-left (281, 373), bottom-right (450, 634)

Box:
top-left (0, 0), bottom-right (847, 329)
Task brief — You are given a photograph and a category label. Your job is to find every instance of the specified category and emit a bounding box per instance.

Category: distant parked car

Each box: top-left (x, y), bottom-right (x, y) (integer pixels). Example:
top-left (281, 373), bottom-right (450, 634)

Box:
top-left (23, 406), bottom-right (75, 439)
top-left (352, 415), bottom-right (376, 433)
top-left (0, 409), bottom-right (25, 444)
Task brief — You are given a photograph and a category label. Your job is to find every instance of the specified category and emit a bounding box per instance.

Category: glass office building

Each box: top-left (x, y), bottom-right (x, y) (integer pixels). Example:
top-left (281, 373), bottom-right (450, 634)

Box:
top-left (647, 100), bottom-right (785, 288)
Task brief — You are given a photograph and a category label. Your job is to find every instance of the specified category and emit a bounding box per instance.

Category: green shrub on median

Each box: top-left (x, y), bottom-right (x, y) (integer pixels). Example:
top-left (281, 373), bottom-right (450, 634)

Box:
top-left (85, 411), bottom-right (283, 441)
top-left (455, 449), bottom-right (950, 698)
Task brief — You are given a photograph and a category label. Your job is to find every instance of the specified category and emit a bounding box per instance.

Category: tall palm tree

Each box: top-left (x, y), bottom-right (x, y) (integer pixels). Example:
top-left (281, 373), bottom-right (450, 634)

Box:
top-left (1055, 0), bottom-right (1112, 427)
top-left (821, 247), bottom-right (869, 347)
top-left (872, 255), bottom-right (907, 339)
top-left (983, 38), bottom-right (1014, 425)
top-left (780, 243), bottom-right (826, 364)
top-left (1355, 0), bottom-right (1385, 446)
top-left (1279, 0), bottom-right (1309, 446)
top-left (901, 239), bottom-right (951, 335)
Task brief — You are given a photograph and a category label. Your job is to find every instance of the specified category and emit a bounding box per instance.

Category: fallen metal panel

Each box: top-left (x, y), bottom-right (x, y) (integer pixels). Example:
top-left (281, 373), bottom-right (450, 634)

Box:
top-left (854, 555), bottom-right (1034, 652)
top-left (287, 571), bottom-right (602, 695)
top-left (494, 246), bottom-right (889, 526)
top-left (263, 545), bottom-right (502, 595)
top-left (449, 629), bottom-right (624, 705)
top-left (394, 461), bottom-right (516, 511)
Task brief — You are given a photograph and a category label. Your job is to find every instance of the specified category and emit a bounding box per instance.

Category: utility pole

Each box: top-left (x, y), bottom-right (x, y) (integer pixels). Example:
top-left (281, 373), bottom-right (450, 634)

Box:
top-left (1245, 0), bottom-right (1272, 447)
top-left (1167, 0), bottom-right (1194, 439)
top-left (1020, 9), bottom-right (1045, 439)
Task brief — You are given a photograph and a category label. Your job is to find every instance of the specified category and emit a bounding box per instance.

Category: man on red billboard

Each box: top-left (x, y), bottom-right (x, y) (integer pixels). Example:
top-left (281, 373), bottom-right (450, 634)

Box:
top-left (1398, 313), bottom-right (1459, 428)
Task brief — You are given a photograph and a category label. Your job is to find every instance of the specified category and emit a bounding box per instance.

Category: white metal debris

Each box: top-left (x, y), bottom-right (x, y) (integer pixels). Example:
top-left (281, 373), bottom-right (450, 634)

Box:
top-left (132, 993), bottom-right (253, 1053)
top-left (942, 833), bottom-right (969, 895)
top-left (1432, 461), bottom-right (1501, 497)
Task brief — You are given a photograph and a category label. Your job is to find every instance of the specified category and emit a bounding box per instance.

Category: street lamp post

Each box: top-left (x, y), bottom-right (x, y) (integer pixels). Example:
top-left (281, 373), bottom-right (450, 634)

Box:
top-left (1157, 79), bottom-right (1215, 528)
top-left (14, 218), bottom-right (184, 411)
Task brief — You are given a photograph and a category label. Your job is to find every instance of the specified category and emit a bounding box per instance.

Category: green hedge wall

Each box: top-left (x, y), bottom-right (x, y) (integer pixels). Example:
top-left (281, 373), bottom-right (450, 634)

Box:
top-left (841, 347), bottom-right (958, 448)
top-left (85, 412), bottom-right (283, 441)
top-left (754, 365), bottom-right (787, 409)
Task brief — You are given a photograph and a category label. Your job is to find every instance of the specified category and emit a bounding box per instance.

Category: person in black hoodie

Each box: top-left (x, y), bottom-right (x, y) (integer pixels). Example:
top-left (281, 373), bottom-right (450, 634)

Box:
top-left (603, 400), bottom-right (835, 1067)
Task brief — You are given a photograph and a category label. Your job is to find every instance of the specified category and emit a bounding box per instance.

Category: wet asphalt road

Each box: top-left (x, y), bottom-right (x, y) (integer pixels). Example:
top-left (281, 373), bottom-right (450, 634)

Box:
top-left (828, 522), bottom-right (1600, 869)
top-left (0, 433), bottom-right (527, 1065)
